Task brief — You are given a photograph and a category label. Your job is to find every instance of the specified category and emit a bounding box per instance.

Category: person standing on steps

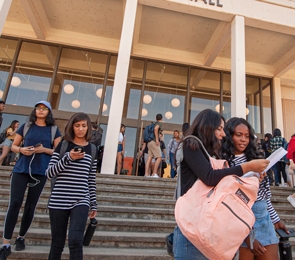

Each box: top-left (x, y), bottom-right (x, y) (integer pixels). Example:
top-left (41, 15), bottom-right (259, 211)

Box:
top-left (222, 117), bottom-right (288, 260)
top-left (167, 130), bottom-right (180, 178)
top-left (116, 124), bottom-right (126, 175)
top-left (270, 128), bottom-right (288, 186)
top-left (145, 114), bottom-right (163, 178)
top-left (286, 133), bottom-right (295, 208)
top-left (0, 101), bottom-right (61, 260)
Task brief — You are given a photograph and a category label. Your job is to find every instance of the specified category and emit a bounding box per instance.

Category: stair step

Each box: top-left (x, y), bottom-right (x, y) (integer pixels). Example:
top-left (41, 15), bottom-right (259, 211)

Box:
top-left (7, 245), bottom-right (171, 260)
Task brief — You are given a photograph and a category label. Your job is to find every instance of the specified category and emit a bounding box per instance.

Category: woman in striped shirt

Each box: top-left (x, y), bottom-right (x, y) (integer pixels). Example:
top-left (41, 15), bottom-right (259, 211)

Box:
top-left (222, 117), bottom-right (287, 260)
top-left (46, 113), bottom-right (97, 260)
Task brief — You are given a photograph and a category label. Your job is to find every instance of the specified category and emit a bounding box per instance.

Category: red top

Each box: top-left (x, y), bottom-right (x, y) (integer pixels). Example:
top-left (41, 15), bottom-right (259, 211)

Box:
top-left (287, 136), bottom-right (295, 161)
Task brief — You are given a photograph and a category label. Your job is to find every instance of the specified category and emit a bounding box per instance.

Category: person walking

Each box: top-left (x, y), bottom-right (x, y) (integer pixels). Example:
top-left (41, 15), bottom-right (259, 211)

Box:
top-left (270, 128), bottom-right (288, 186)
top-left (167, 130), bottom-right (180, 178)
top-left (0, 101), bottom-right (61, 260)
top-left (222, 117), bottom-right (288, 260)
top-left (145, 114), bottom-right (163, 178)
top-left (173, 109), bottom-right (269, 260)
top-left (46, 112), bottom-right (97, 260)
top-left (0, 120), bottom-right (19, 166)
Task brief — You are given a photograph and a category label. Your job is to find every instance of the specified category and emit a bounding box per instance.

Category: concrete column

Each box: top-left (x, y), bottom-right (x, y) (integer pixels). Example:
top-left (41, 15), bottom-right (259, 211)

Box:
top-left (0, 0), bottom-right (12, 35)
top-left (101, 0), bottom-right (138, 174)
top-left (231, 15), bottom-right (246, 118)
top-left (272, 77), bottom-right (284, 133)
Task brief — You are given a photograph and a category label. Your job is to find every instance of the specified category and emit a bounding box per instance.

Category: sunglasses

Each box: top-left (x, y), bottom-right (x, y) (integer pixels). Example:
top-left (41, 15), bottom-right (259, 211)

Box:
top-left (36, 107), bottom-right (49, 111)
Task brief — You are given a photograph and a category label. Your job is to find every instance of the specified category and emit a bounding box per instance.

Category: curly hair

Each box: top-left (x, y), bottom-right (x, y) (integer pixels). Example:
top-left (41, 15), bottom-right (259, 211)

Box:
top-left (185, 109), bottom-right (225, 158)
top-left (28, 108), bottom-right (55, 126)
top-left (221, 117), bottom-right (258, 164)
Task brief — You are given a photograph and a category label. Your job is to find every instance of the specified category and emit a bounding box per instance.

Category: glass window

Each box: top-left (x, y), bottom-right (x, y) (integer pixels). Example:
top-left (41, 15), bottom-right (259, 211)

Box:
top-left (143, 62), bottom-right (187, 124)
top-left (189, 69), bottom-right (221, 124)
top-left (124, 59), bottom-right (144, 119)
top-left (0, 38), bottom-right (18, 99)
top-left (57, 48), bottom-right (108, 114)
top-left (102, 56), bottom-right (117, 117)
top-left (6, 42), bottom-right (59, 107)
top-left (261, 79), bottom-right (272, 134)
top-left (223, 73), bottom-right (231, 120)
top-left (246, 76), bottom-right (261, 133)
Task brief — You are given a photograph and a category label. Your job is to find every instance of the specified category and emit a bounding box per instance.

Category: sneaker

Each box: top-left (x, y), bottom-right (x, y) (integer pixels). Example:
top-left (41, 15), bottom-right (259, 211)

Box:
top-left (287, 195), bottom-right (295, 208)
top-left (165, 234), bottom-right (174, 257)
top-left (151, 173), bottom-right (159, 178)
top-left (0, 246), bottom-right (11, 260)
top-left (14, 237), bottom-right (25, 251)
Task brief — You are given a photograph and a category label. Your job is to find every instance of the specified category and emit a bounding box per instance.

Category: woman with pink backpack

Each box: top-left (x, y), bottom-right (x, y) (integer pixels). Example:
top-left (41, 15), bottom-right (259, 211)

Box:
top-left (173, 109), bottom-right (269, 260)
top-left (222, 117), bottom-right (288, 260)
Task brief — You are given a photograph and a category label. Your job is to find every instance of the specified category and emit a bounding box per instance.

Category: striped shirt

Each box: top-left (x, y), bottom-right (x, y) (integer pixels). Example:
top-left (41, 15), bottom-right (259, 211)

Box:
top-left (45, 142), bottom-right (97, 211)
top-left (230, 154), bottom-right (280, 224)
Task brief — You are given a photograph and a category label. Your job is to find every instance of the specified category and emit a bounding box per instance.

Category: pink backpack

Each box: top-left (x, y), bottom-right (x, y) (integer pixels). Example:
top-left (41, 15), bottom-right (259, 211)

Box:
top-left (174, 136), bottom-right (259, 260)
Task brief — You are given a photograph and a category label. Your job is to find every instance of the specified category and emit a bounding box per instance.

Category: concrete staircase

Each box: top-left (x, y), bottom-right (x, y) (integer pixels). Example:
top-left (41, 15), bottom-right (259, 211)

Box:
top-left (0, 166), bottom-right (294, 259)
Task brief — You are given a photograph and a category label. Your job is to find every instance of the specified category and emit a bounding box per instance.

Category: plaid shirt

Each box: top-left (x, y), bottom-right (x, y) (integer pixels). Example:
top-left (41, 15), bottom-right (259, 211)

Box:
top-left (270, 136), bottom-right (286, 162)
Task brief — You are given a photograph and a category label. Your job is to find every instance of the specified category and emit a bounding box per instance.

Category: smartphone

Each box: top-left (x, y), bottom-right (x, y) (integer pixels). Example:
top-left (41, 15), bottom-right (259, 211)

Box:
top-left (276, 229), bottom-right (295, 238)
top-left (74, 146), bottom-right (84, 153)
top-left (34, 142), bottom-right (42, 147)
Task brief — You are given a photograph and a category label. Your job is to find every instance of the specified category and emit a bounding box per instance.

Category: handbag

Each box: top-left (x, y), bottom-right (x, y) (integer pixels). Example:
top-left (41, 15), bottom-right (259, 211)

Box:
top-left (174, 136), bottom-right (259, 260)
top-left (161, 161), bottom-right (167, 169)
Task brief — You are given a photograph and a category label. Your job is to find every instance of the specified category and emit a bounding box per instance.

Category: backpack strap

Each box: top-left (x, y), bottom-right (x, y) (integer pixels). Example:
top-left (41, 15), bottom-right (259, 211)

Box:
top-left (59, 140), bottom-right (68, 160)
top-left (174, 135), bottom-right (210, 200)
top-left (90, 143), bottom-right (97, 169)
top-left (23, 123), bottom-right (57, 146)
top-left (23, 122), bottom-right (31, 139)
top-left (51, 125), bottom-right (58, 146)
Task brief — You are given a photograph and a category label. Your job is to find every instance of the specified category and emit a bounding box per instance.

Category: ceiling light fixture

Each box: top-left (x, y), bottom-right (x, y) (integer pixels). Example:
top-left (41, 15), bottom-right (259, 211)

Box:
top-left (11, 76), bottom-right (21, 87)
top-left (64, 84), bottom-right (74, 94)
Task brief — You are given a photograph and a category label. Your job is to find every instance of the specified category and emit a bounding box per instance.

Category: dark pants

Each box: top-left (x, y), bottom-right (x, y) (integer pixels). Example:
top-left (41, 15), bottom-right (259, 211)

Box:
top-left (48, 206), bottom-right (89, 260)
top-left (169, 152), bottom-right (176, 178)
top-left (273, 161), bottom-right (287, 184)
top-left (4, 172), bottom-right (47, 239)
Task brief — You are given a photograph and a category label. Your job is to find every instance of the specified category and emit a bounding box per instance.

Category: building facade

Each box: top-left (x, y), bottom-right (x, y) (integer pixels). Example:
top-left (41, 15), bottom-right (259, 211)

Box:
top-left (0, 0), bottom-right (295, 174)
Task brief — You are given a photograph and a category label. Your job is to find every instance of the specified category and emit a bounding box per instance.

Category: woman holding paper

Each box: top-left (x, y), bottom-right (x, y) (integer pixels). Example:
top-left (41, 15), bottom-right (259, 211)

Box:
top-left (222, 117), bottom-right (288, 260)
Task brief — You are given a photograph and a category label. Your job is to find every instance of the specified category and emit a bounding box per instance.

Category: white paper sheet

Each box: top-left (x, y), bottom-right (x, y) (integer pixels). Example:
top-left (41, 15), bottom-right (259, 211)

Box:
top-left (243, 147), bottom-right (287, 178)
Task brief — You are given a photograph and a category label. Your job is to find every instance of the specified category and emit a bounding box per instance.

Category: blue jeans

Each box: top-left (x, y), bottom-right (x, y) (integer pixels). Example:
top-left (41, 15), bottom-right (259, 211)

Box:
top-left (169, 152), bottom-right (176, 178)
top-left (173, 226), bottom-right (208, 260)
top-left (241, 200), bottom-right (278, 247)
top-left (273, 161), bottom-right (287, 184)
top-left (48, 205), bottom-right (89, 260)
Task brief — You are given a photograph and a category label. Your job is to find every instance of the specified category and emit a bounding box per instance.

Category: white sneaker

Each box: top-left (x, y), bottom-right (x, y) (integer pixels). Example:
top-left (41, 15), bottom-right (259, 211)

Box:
top-left (287, 195), bottom-right (295, 208)
top-left (151, 173), bottom-right (159, 178)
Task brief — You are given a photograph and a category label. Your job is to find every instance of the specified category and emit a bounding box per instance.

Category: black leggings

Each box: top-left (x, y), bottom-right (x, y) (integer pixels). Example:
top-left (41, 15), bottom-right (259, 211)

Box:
top-left (3, 172), bottom-right (47, 240)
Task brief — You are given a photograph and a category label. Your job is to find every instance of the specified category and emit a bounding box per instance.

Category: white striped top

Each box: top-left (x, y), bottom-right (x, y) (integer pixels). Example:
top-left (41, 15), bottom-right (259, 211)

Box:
top-left (45, 142), bottom-right (97, 211)
top-left (230, 154), bottom-right (280, 224)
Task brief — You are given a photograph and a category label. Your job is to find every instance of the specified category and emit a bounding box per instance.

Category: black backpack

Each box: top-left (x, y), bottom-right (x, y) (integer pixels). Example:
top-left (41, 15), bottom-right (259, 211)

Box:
top-left (90, 130), bottom-right (102, 147)
top-left (143, 123), bottom-right (155, 143)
